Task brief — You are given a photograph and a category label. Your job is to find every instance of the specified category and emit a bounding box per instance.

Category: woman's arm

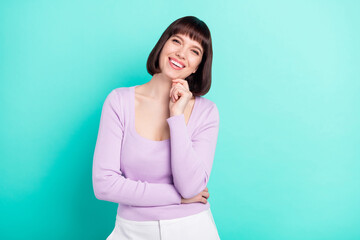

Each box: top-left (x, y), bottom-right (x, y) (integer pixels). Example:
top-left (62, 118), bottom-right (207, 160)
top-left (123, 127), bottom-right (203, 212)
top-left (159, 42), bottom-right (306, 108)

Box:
top-left (166, 103), bottom-right (220, 199)
top-left (92, 89), bottom-right (182, 207)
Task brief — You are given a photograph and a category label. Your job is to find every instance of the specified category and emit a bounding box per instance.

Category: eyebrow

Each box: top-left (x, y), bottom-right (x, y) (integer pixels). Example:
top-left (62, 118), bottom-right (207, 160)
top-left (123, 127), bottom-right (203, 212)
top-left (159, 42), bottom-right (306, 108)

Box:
top-left (174, 34), bottom-right (203, 54)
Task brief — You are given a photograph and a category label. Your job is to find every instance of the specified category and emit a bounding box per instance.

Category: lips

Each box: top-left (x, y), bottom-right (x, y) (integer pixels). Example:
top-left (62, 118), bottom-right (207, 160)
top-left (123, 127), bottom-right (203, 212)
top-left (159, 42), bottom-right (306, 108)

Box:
top-left (169, 57), bottom-right (185, 69)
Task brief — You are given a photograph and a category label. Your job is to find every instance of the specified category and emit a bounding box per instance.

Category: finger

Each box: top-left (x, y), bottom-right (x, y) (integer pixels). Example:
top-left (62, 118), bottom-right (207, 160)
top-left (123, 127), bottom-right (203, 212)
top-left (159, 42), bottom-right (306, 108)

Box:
top-left (172, 79), bottom-right (189, 90)
top-left (202, 192), bottom-right (210, 199)
top-left (171, 88), bottom-right (177, 101)
top-left (170, 85), bottom-right (176, 101)
top-left (172, 78), bottom-right (188, 84)
top-left (175, 88), bottom-right (183, 100)
top-left (169, 82), bottom-right (178, 98)
top-left (176, 82), bottom-right (187, 91)
top-left (174, 84), bottom-right (192, 100)
top-left (171, 83), bottom-right (182, 97)
top-left (172, 88), bottom-right (177, 100)
top-left (170, 84), bottom-right (187, 102)
top-left (176, 87), bottom-right (187, 98)
top-left (173, 88), bottom-right (181, 101)
top-left (169, 86), bottom-right (173, 98)
top-left (172, 78), bottom-right (187, 83)
top-left (172, 91), bottom-right (177, 102)
top-left (204, 187), bottom-right (208, 192)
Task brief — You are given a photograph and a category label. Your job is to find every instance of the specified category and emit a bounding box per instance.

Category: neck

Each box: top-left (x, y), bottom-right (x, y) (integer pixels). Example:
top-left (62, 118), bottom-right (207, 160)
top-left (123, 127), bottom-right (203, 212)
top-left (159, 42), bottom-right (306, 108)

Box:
top-left (143, 73), bottom-right (173, 101)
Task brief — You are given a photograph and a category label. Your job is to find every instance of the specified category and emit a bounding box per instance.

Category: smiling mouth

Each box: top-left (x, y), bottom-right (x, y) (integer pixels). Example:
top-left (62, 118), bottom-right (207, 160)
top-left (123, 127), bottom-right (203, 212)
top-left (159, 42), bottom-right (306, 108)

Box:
top-left (169, 57), bottom-right (185, 70)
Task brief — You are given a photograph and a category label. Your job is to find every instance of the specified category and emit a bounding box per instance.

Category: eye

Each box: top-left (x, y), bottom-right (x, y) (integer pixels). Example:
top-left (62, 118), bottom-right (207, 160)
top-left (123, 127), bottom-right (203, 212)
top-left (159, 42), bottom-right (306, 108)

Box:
top-left (172, 39), bottom-right (180, 44)
top-left (192, 50), bottom-right (200, 55)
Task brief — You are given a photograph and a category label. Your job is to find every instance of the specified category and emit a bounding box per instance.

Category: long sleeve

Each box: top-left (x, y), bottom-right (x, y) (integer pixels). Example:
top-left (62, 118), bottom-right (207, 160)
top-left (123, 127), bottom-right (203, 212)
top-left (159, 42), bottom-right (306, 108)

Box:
top-left (166, 103), bottom-right (220, 199)
top-left (92, 89), bottom-right (182, 207)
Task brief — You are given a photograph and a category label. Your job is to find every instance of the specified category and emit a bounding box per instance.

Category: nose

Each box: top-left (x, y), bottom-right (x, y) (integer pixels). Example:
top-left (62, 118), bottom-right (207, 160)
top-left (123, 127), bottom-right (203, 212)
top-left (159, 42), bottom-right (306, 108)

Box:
top-left (175, 48), bottom-right (186, 59)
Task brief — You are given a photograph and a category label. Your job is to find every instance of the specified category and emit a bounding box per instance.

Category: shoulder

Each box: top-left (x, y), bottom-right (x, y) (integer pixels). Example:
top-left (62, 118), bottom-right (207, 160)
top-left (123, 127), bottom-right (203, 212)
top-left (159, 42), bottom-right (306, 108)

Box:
top-left (190, 96), bottom-right (219, 137)
top-left (103, 86), bottom-right (133, 103)
top-left (101, 86), bottom-right (134, 113)
top-left (197, 96), bottom-right (219, 117)
top-left (110, 86), bottom-right (131, 98)
top-left (101, 86), bottom-right (134, 125)
top-left (195, 96), bottom-right (219, 126)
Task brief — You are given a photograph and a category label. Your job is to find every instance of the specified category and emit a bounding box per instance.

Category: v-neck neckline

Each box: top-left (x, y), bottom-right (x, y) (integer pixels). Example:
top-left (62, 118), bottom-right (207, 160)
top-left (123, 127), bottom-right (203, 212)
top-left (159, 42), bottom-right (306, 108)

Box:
top-left (130, 85), bottom-right (199, 143)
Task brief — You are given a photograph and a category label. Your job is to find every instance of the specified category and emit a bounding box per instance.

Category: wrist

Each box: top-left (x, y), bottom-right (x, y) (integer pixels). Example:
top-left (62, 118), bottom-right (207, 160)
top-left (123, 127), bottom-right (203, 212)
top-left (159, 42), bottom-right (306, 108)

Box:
top-left (170, 112), bottom-right (183, 117)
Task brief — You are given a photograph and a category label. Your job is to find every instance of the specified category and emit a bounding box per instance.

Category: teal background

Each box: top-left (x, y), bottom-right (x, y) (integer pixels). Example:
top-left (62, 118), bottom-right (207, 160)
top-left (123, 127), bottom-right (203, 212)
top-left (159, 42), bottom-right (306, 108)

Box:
top-left (0, 0), bottom-right (359, 239)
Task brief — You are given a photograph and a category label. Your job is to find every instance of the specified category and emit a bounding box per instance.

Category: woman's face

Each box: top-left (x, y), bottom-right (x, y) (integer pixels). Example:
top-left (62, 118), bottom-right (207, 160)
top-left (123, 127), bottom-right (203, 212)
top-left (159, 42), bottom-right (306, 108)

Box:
top-left (158, 33), bottom-right (204, 80)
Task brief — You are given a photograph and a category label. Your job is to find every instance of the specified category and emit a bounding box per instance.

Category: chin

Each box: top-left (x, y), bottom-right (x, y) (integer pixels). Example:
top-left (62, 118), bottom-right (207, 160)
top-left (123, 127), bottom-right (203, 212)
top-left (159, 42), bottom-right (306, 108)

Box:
top-left (163, 72), bottom-right (182, 80)
top-left (160, 67), bottom-right (190, 80)
top-left (170, 72), bottom-right (192, 80)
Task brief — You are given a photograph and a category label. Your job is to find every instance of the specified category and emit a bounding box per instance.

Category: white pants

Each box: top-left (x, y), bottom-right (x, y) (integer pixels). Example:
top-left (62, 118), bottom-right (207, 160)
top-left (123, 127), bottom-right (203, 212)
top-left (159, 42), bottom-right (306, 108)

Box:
top-left (106, 208), bottom-right (221, 240)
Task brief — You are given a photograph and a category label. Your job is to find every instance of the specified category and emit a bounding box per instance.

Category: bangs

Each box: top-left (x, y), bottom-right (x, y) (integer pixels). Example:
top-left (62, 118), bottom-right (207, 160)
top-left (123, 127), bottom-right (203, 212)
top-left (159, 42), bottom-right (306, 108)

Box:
top-left (171, 23), bottom-right (210, 53)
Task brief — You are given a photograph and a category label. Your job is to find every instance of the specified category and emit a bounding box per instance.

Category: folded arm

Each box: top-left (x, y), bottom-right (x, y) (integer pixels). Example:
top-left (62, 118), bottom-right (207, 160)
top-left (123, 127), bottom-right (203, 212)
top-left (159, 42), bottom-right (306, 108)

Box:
top-left (92, 90), bottom-right (182, 207)
top-left (166, 103), bottom-right (220, 199)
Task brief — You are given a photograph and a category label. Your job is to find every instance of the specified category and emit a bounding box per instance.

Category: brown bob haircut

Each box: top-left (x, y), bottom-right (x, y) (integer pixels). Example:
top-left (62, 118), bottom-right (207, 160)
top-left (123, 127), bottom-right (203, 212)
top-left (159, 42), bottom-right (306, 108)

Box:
top-left (146, 16), bottom-right (213, 96)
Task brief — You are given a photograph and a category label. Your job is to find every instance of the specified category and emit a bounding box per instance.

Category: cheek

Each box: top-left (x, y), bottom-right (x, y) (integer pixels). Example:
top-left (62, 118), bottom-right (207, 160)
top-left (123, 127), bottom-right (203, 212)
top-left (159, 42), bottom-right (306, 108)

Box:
top-left (160, 47), bottom-right (170, 61)
top-left (191, 57), bottom-right (202, 69)
top-left (160, 44), bottom-right (169, 55)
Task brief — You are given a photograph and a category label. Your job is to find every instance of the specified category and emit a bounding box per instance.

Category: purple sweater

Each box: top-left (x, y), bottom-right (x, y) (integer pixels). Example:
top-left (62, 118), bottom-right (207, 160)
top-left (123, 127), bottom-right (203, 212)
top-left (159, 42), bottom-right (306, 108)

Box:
top-left (92, 85), bottom-right (219, 221)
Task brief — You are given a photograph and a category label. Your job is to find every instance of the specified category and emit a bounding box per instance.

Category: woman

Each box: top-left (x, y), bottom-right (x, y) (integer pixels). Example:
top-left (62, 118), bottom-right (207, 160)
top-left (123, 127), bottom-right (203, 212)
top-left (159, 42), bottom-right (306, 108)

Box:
top-left (92, 16), bottom-right (220, 240)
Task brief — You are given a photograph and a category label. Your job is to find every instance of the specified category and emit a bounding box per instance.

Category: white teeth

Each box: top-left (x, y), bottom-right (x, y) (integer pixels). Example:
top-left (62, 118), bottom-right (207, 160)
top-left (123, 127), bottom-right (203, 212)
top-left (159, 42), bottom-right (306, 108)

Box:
top-left (170, 59), bottom-right (184, 68)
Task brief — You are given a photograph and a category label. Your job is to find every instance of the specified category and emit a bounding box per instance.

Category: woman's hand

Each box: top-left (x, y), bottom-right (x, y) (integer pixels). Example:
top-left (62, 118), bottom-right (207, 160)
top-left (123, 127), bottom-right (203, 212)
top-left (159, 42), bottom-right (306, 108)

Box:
top-left (169, 79), bottom-right (193, 117)
top-left (181, 187), bottom-right (209, 204)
